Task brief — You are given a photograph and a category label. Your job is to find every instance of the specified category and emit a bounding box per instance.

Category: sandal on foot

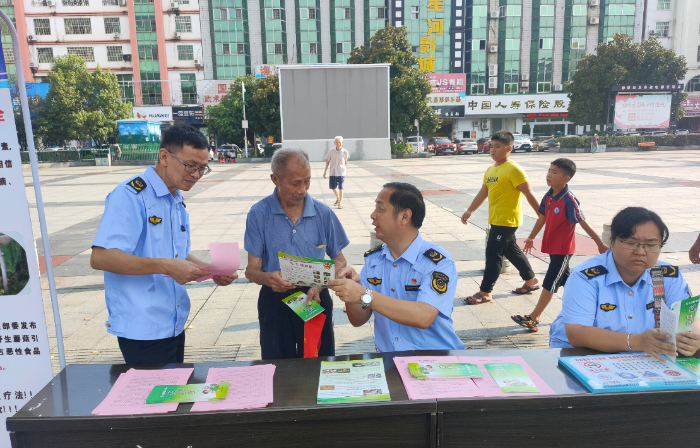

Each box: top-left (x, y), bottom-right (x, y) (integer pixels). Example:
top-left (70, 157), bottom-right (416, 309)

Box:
top-left (465, 292), bottom-right (494, 305)
top-left (338, 204), bottom-right (343, 209)
top-left (334, 200), bottom-right (339, 206)
top-left (512, 284), bottom-right (540, 294)
top-left (511, 314), bottom-right (533, 328)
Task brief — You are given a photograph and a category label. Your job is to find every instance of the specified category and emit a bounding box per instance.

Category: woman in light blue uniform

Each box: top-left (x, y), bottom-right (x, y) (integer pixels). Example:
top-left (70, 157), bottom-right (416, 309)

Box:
top-left (549, 207), bottom-right (700, 361)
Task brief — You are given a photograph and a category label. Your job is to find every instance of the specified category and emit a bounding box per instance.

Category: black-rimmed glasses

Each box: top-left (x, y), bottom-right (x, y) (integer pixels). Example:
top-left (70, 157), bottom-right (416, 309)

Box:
top-left (168, 151), bottom-right (211, 176)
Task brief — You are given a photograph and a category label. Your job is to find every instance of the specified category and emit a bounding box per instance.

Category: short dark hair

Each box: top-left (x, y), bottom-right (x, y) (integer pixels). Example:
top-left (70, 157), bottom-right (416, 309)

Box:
top-left (610, 207), bottom-right (669, 246)
top-left (490, 130), bottom-right (514, 147)
top-left (382, 182), bottom-right (425, 229)
top-left (161, 124), bottom-right (209, 154)
top-left (551, 158), bottom-right (576, 178)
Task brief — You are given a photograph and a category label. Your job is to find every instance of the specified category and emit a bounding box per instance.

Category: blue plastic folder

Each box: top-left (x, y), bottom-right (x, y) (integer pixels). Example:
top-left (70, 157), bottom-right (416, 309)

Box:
top-left (558, 352), bottom-right (700, 393)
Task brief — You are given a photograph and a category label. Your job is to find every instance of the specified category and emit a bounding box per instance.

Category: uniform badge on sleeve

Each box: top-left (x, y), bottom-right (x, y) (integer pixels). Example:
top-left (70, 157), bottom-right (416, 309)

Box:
top-left (364, 244), bottom-right (384, 257)
top-left (661, 265), bottom-right (678, 277)
top-left (582, 265), bottom-right (608, 279)
top-left (367, 278), bottom-right (382, 285)
top-left (424, 248), bottom-right (445, 264)
top-left (149, 216), bottom-right (163, 225)
top-left (431, 271), bottom-right (449, 295)
top-left (600, 303), bottom-right (617, 312)
top-left (128, 177), bottom-right (147, 193)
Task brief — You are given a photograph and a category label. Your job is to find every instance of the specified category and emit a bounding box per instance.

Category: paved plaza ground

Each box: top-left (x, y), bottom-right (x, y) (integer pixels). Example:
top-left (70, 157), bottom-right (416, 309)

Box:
top-left (23, 150), bottom-right (700, 373)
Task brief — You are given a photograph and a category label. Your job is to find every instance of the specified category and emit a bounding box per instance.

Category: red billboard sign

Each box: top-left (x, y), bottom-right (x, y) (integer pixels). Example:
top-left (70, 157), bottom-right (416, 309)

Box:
top-left (428, 74), bottom-right (466, 93)
top-left (683, 94), bottom-right (700, 117)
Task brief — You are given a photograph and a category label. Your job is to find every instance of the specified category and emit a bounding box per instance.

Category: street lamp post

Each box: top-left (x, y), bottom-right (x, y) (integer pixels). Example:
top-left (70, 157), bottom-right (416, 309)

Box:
top-left (242, 82), bottom-right (248, 158)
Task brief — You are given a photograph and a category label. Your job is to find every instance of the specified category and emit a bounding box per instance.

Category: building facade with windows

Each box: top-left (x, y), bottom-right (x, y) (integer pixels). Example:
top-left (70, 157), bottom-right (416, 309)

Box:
top-left (15, 0), bottom-right (205, 110)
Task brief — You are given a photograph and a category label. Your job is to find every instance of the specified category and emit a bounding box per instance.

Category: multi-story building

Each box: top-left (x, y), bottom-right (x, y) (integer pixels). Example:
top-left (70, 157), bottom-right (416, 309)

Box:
top-left (0, 0), bottom-right (18, 86)
top-left (15, 0), bottom-right (205, 110)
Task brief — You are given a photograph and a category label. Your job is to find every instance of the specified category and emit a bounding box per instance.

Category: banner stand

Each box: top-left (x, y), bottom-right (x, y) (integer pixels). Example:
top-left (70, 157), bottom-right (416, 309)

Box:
top-left (0, 11), bottom-right (66, 367)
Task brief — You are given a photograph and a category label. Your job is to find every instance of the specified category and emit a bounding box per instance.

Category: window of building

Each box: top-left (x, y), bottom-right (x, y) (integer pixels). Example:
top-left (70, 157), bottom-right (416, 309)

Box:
top-left (222, 43), bottom-right (231, 54)
top-left (106, 46), bottom-right (123, 62)
top-left (34, 18), bottom-right (51, 35)
top-left (572, 5), bottom-right (586, 15)
top-left (175, 16), bottom-right (192, 32)
top-left (504, 83), bottom-right (518, 94)
top-left (235, 43), bottom-right (243, 54)
top-left (571, 38), bottom-right (585, 49)
top-left (220, 8), bottom-right (228, 19)
top-left (540, 5), bottom-right (554, 16)
top-left (67, 46), bottom-right (95, 62)
top-left (411, 6), bottom-right (419, 19)
top-left (301, 7), bottom-right (316, 19)
top-left (104, 17), bottom-right (121, 34)
top-left (3, 47), bottom-right (13, 63)
top-left (411, 45), bottom-right (419, 52)
top-left (500, 5), bottom-right (521, 16)
top-left (657, 0), bottom-right (670, 10)
top-left (471, 84), bottom-right (485, 95)
top-left (472, 39), bottom-right (487, 50)
top-left (37, 47), bottom-right (54, 63)
top-left (655, 22), bottom-right (670, 37)
top-left (62, 0), bottom-right (89, 5)
top-left (273, 8), bottom-right (281, 19)
top-left (697, 45), bottom-right (700, 62)
top-left (607, 4), bottom-right (635, 15)
top-left (138, 44), bottom-right (159, 60)
top-left (505, 38), bottom-right (519, 51)
top-left (309, 42), bottom-right (317, 54)
top-left (135, 14), bottom-right (157, 32)
top-left (177, 45), bottom-right (194, 60)
top-left (180, 73), bottom-right (197, 104)
top-left (689, 75), bottom-right (700, 91)
top-left (233, 8), bottom-right (243, 19)
top-left (539, 38), bottom-right (553, 50)
top-left (336, 42), bottom-right (351, 53)
top-left (537, 81), bottom-right (551, 93)
top-left (345, 7), bottom-right (352, 19)
top-left (64, 18), bottom-right (92, 35)
top-left (275, 43), bottom-right (282, 54)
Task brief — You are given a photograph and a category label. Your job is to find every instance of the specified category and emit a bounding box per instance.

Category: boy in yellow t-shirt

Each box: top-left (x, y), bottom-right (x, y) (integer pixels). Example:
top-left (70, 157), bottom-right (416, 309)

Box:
top-left (461, 130), bottom-right (540, 304)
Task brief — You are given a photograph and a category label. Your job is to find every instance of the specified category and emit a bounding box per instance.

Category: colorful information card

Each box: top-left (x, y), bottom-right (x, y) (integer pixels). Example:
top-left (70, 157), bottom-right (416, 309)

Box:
top-left (146, 383), bottom-right (229, 404)
top-left (559, 352), bottom-right (700, 393)
top-left (408, 363), bottom-right (483, 380)
top-left (675, 357), bottom-right (700, 375)
top-left (282, 291), bottom-right (325, 321)
top-left (483, 362), bottom-right (540, 393)
top-left (661, 295), bottom-right (699, 361)
top-left (317, 359), bottom-right (391, 404)
top-left (279, 252), bottom-right (335, 288)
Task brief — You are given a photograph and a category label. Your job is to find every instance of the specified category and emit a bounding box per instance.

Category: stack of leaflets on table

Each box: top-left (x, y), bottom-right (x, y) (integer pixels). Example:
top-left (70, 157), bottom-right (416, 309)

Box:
top-left (317, 359), bottom-right (391, 404)
top-left (558, 352), bottom-right (700, 393)
top-left (278, 252), bottom-right (335, 288)
top-left (191, 364), bottom-right (276, 412)
top-left (147, 383), bottom-right (229, 404)
top-left (661, 295), bottom-right (700, 362)
top-left (282, 291), bottom-right (324, 321)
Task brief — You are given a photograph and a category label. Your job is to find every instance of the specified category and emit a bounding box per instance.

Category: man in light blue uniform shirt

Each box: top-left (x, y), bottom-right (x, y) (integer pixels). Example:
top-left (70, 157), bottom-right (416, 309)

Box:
top-left (549, 207), bottom-right (700, 361)
top-left (245, 148), bottom-right (349, 360)
top-left (330, 183), bottom-right (464, 352)
top-left (91, 125), bottom-right (238, 365)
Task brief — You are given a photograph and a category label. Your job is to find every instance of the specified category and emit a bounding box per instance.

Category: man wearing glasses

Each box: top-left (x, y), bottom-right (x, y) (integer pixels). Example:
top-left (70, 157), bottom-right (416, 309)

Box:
top-left (91, 124), bottom-right (238, 365)
top-left (548, 207), bottom-right (700, 361)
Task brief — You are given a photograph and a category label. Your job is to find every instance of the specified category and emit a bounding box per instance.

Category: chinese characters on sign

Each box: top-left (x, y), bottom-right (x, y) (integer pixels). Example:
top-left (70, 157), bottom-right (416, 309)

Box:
top-left (428, 74), bottom-right (467, 93)
top-left (431, 105), bottom-right (465, 118)
top-left (0, 321), bottom-right (41, 357)
top-left (202, 80), bottom-right (236, 107)
top-left (419, 1), bottom-right (445, 73)
top-left (255, 64), bottom-right (280, 79)
top-left (461, 94), bottom-right (570, 116)
top-left (172, 106), bottom-right (204, 124)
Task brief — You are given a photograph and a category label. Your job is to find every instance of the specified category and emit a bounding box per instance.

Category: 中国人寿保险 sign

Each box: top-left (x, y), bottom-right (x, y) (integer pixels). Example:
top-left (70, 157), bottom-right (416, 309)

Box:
top-left (133, 106), bottom-right (173, 122)
top-left (0, 41), bottom-right (53, 448)
top-left (462, 94), bottom-right (570, 116)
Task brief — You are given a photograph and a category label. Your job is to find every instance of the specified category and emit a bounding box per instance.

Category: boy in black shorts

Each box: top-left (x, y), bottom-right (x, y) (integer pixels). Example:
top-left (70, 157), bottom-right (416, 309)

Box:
top-left (510, 158), bottom-right (608, 331)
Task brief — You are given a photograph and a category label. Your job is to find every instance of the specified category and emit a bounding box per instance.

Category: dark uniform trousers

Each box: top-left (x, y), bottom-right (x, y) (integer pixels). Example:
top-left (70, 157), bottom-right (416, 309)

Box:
top-left (258, 285), bottom-right (335, 360)
top-left (117, 331), bottom-right (186, 366)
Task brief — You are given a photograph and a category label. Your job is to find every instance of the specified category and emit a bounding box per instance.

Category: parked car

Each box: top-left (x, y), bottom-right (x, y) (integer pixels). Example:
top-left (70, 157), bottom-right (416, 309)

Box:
top-left (477, 138), bottom-right (491, 154)
top-left (427, 137), bottom-right (456, 155)
top-left (641, 131), bottom-right (667, 136)
top-left (512, 134), bottom-right (533, 152)
top-left (218, 144), bottom-right (241, 160)
top-left (532, 135), bottom-right (559, 151)
top-left (613, 131), bottom-right (641, 136)
top-left (454, 138), bottom-right (477, 155)
top-left (674, 129), bottom-right (689, 135)
top-left (405, 136), bottom-right (425, 152)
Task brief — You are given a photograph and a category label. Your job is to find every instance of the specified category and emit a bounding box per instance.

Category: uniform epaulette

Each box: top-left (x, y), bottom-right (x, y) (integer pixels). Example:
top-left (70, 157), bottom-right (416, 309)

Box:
top-left (127, 176), bottom-right (147, 194)
top-left (423, 248), bottom-right (445, 264)
top-left (660, 265), bottom-right (678, 278)
top-left (581, 265), bottom-right (608, 279)
top-left (364, 244), bottom-right (384, 257)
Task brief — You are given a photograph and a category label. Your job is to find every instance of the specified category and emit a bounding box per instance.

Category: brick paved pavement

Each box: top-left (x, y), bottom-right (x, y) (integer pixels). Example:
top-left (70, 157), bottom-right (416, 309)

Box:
top-left (23, 150), bottom-right (700, 373)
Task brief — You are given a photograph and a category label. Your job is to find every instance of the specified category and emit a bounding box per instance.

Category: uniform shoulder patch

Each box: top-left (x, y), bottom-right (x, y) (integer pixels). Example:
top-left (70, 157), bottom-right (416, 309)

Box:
top-left (364, 244), bottom-right (384, 257)
top-left (424, 248), bottom-right (445, 264)
top-left (127, 176), bottom-right (147, 194)
top-left (582, 265), bottom-right (608, 279)
top-left (600, 303), bottom-right (617, 312)
top-left (367, 277), bottom-right (382, 285)
top-left (431, 271), bottom-right (449, 295)
top-left (661, 265), bottom-right (678, 278)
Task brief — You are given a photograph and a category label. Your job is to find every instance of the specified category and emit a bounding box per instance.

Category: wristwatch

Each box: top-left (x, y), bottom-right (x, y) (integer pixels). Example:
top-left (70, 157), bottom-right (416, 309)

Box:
top-left (361, 288), bottom-right (374, 310)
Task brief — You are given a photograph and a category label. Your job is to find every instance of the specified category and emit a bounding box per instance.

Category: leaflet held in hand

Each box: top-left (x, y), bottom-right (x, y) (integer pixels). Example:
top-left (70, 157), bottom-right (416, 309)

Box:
top-left (282, 291), bottom-right (325, 321)
top-left (279, 252), bottom-right (335, 288)
top-left (660, 295), bottom-right (699, 362)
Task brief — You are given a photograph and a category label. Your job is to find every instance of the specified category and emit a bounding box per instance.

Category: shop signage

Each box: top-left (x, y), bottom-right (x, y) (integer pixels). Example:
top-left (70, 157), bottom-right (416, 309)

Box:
top-left (614, 94), bottom-right (671, 129)
top-left (523, 113), bottom-right (568, 118)
top-left (133, 106), bottom-right (173, 122)
top-left (682, 94), bottom-right (700, 117)
top-left (427, 93), bottom-right (466, 106)
top-left (255, 64), bottom-right (280, 78)
top-left (202, 80), bottom-right (236, 107)
top-left (431, 105), bottom-right (465, 118)
top-left (463, 94), bottom-right (570, 116)
top-left (428, 74), bottom-right (467, 93)
top-left (172, 106), bottom-right (204, 124)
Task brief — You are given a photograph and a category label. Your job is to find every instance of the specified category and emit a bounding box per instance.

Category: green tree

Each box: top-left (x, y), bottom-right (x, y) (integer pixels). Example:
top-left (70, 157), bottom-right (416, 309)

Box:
top-left (36, 55), bottom-right (132, 146)
top-left (252, 75), bottom-right (281, 139)
top-left (567, 34), bottom-right (687, 127)
top-left (203, 75), bottom-right (260, 148)
top-left (348, 25), bottom-right (438, 135)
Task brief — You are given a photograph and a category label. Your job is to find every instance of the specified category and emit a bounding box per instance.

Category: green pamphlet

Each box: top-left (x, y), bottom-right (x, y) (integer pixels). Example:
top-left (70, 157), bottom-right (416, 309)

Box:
top-left (282, 291), bottom-right (325, 322)
top-left (317, 360), bottom-right (391, 404)
top-left (146, 383), bottom-right (229, 404)
top-left (278, 252), bottom-right (335, 288)
top-left (676, 357), bottom-right (700, 375)
top-left (408, 363), bottom-right (483, 380)
top-left (483, 362), bottom-right (540, 393)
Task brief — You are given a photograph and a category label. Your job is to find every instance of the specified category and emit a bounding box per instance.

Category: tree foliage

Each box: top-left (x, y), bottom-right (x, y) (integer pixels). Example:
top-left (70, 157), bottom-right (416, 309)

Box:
top-left (348, 25), bottom-right (439, 135)
top-left (567, 34), bottom-right (687, 126)
top-left (36, 56), bottom-right (132, 146)
top-left (203, 75), bottom-right (259, 147)
top-left (252, 75), bottom-right (281, 138)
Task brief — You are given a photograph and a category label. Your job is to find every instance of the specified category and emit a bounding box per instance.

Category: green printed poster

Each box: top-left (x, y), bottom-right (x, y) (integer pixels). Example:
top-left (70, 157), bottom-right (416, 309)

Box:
top-left (483, 362), bottom-right (540, 393)
top-left (146, 383), bottom-right (229, 404)
top-left (283, 291), bottom-right (325, 322)
top-left (408, 363), bottom-right (483, 380)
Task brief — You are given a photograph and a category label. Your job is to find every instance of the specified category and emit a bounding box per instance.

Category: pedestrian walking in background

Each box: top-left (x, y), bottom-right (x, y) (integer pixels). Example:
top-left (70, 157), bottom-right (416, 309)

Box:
top-left (591, 134), bottom-right (599, 153)
top-left (323, 136), bottom-right (349, 209)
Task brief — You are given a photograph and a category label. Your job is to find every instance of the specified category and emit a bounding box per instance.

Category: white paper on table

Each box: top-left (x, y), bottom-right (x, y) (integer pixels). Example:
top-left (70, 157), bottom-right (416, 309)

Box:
top-left (660, 300), bottom-right (679, 362)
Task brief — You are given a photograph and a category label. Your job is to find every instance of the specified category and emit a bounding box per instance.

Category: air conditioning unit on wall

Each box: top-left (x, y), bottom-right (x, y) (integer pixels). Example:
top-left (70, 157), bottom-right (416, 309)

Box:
top-left (481, 119), bottom-right (490, 130)
top-left (521, 81), bottom-right (529, 88)
top-left (490, 10), bottom-right (500, 18)
top-left (489, 45), bottom-right (498, 53)
top-left (171, 2), bottom-right (180, 9)
top-left (488, 77), bottom-right (498, 89)
top-left (521, 73), bottom-right (529, 81)
top-left (472, 120), bottom-right (480, 127)
top-left (488, 64), bottom-right (498, 76)
top-left (194, 59), bottom-right (202, 67)
top-left (119, 0), bottom-right (127, 5)
top-left (554, 84), bottom-right (563, 91)
top-left (590, 0), bottom-right (599, 6)
top-left (173, 31), bottom-right (181, 39)
top-left (589, 17), bottom-right (599, 24)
